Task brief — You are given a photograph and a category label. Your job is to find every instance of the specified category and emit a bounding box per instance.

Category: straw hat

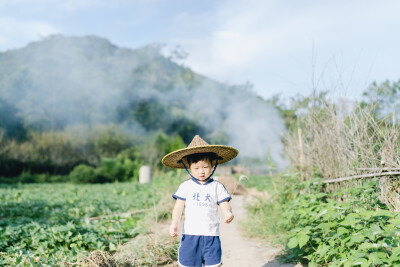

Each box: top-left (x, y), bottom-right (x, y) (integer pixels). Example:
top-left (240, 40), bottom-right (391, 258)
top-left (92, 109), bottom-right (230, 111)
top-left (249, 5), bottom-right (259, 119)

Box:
top-left (162, 135), bottom-right (238, 169)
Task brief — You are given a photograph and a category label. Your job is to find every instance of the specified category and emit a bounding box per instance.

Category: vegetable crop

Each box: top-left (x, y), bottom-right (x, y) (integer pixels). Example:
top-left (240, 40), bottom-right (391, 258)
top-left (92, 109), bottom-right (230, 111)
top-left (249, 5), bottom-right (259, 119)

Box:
top-left (0, 176), bottom-right (179, 266)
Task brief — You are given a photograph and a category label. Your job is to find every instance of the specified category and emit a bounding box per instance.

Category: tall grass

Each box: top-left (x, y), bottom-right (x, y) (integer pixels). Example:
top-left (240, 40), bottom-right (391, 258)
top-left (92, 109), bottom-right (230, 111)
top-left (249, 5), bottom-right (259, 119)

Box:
top-left (284, 102), bottom-right (400, 210)
top-left (285, 104), bottom-right (400, 179)
top-left (241, 174), bottom-right (292, 244)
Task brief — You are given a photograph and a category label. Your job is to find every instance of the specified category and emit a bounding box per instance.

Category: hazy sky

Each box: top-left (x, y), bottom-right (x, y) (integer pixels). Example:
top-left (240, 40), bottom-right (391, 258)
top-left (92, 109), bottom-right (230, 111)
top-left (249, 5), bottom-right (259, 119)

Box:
top-left (1, 0), bottom-right (399, 100)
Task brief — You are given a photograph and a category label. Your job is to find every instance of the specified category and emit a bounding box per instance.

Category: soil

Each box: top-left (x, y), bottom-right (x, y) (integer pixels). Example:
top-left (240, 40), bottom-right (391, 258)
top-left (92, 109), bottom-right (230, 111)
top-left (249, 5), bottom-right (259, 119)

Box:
top-left (218, 194), bottom-right (299, 267)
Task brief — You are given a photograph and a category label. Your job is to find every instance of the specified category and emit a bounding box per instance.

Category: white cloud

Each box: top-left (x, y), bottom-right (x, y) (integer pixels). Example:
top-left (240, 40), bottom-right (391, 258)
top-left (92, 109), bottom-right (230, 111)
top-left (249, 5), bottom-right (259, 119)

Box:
top-left (0, 18), bottom-right (59, 51)
top-left (0, 0), bottom-right (158, 11)
top-left (170, 0), bottom-right (400, 99)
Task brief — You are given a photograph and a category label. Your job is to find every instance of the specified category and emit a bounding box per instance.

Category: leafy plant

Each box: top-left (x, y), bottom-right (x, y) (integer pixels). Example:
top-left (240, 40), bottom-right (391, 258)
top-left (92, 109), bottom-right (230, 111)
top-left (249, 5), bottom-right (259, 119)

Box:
top-left (0, 173), bottom-right (182, 265)
top-left (280, 178), bottom-right (400, 266)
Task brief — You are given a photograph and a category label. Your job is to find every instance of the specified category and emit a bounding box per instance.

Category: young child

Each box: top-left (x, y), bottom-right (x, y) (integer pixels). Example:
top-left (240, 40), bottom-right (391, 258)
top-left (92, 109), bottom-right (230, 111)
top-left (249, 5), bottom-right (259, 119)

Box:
top-left (162, 135), bottom-right (238, 267)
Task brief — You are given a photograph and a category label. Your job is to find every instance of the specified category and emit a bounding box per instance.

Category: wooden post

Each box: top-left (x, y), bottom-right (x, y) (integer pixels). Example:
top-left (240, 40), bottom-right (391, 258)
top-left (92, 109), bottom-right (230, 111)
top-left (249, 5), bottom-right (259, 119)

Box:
top-left (298, 127), bottom-right (304, 181)
top-left (393, 111), bottom-right (396, 126)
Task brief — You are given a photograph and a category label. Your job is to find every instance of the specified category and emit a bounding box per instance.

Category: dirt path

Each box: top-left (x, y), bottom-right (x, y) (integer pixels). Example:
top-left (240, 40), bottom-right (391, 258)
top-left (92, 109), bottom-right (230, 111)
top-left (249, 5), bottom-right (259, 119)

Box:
top-left (219, 195), bottom-right (297, 267)
top-left (115, 191), bottom-right (299, 266)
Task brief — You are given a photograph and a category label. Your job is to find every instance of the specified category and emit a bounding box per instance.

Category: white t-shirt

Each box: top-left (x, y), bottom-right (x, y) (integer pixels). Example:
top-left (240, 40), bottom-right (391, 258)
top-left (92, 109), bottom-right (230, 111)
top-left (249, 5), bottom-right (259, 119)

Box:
top-left (172, 178), bottom-right (231, 236)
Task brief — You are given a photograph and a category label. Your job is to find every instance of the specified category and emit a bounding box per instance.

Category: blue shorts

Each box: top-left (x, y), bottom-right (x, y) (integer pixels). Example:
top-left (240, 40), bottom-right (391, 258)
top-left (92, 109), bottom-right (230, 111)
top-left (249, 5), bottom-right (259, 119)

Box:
top-left (178, 235), bottom-right (222, 267)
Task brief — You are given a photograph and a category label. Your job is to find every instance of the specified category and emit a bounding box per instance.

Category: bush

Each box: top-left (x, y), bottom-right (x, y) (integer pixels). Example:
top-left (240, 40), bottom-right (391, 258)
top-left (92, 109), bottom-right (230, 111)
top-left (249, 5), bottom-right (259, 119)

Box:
top-left (138, 132), bottom-right (185, 170)
top-left (69, 164), bottom-right (98, 183)
top-left (98, 153), bottom-right (142, 182)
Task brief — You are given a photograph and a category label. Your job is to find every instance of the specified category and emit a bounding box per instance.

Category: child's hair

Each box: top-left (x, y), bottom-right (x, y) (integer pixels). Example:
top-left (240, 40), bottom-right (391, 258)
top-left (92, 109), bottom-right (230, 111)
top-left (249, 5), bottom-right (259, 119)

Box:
top-left (185, 152), bottom-right (218, 167)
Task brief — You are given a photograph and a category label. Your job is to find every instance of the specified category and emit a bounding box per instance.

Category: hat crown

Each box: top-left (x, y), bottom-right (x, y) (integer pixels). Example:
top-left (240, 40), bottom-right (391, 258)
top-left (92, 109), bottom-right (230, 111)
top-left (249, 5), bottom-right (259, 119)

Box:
top-left (187, 135), bottom-right (209, 148)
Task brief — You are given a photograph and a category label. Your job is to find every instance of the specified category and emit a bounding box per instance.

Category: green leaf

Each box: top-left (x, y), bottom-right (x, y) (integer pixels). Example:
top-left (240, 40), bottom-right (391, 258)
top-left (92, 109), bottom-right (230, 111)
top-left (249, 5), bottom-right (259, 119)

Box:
top-left (369, 252), bottom-right (385, 265)
top-left (317, 222), bottom-right (338, 230)
top-left (341, 236), bottom-right (350, 246)
top-left (337, 227), bottom-right (350, 235)
top-left (355, 224), bottom-right (364, 230)
top-left (340, 213), bottom-right (360, 226)
top-left (316, 209), bottom-right (328, 219)
top-left (389, 247), bottom-right (400, 262)
top-left (298, 233), bottom-right (310, 248)
top-left (373, 209), bottom-right (394, 218)
top-left (109, 242), bottom-right (117, 251)
top-left (389, 218), bottom-right (400, 227)
top-left (347, 234), bottom-right (365, 247)
top-left (316, 244), bottom-right (330, 257)
top-left (358, 209), bottom-right (374, 220)
top-left (351, 257), bottom-right (368, 266)
top-left (358, 242), bottom-right (378, 250)
top-left (363, 224), bottom-right (382, 241)
top-left (287, 237), bottom-right (298, 249)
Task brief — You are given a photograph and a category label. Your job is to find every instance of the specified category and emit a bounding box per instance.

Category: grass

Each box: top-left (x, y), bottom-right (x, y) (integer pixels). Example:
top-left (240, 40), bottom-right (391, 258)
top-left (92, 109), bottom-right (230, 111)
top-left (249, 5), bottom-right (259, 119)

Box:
top-left (239, 174), bottom-right (275, 192)
top-left (240, 173), bottom-right (290, 245)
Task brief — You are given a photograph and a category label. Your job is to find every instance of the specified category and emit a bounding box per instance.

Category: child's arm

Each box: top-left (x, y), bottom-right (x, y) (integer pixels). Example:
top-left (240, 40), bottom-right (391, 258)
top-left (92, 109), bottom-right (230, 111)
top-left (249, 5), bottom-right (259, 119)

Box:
top-left (170, 199), bottom-right (185, 237)
top-left (219, 201), bottom-right (234, 223)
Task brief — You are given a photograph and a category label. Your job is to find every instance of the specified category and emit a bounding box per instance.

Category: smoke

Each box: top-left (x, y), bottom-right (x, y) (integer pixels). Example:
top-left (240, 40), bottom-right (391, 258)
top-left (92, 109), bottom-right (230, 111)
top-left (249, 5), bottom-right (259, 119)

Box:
top-left (186, 80), bottom-right (287, 169)
top-left (0, 35), bottom-right (287, 169)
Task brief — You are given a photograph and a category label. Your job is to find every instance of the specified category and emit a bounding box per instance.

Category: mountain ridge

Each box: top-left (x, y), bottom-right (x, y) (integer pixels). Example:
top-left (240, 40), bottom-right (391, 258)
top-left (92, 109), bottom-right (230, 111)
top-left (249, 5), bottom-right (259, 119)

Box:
top-left (0, 34), bottom-right (286, 166)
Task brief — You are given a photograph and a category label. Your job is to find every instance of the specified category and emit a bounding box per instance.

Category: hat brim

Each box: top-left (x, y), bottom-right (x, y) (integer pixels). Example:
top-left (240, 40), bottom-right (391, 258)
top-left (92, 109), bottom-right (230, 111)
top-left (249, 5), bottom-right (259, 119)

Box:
top-left (161, 145), bottom-right (239, 169)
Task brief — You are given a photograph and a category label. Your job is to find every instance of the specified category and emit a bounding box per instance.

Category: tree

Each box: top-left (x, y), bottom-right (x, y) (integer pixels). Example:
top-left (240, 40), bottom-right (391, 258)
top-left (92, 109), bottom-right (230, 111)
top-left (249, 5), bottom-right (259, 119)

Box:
top-left (361, 79), bottom-right (400, 122)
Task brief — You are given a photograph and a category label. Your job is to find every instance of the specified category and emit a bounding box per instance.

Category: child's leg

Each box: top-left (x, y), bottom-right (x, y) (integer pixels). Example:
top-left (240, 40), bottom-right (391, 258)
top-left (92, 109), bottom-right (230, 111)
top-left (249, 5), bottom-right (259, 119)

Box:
top-left (203, 236), bottom-right (222, 267)
top-left (178, 235), bottom-right (203, 267)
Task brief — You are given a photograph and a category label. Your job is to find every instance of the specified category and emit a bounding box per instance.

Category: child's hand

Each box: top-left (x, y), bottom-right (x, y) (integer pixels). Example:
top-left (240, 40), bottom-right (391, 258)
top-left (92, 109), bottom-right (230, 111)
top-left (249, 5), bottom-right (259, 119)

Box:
top-left (169, 223), bottom-right (178, 237)
top-left (224, 211), bottom-right (234, 224)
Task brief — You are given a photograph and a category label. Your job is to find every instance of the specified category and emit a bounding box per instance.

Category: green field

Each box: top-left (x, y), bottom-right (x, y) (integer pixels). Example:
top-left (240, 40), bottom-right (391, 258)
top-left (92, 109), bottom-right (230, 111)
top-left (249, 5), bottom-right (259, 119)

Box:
top-left (0, 173), bottom-right (181, 266)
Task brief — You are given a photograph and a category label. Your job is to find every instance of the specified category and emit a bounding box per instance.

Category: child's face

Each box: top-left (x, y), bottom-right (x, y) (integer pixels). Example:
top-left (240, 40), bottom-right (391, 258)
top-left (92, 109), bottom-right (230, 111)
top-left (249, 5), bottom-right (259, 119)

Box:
top-left (189, 159), bottom-right (213, 181)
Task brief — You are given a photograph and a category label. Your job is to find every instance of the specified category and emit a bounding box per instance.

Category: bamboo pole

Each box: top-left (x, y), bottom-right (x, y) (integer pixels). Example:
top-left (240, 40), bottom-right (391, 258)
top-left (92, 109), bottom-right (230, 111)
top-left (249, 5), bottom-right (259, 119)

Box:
top-left (317, 171), bottom-right (400, 184)
top-left (357, 168), bottom-right (400, 172)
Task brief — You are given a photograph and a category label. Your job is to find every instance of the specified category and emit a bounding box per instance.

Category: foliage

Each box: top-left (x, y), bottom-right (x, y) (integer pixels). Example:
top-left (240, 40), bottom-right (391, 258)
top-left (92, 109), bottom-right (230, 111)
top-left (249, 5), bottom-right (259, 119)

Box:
top-left (0, 172), bottom-right (67, 184)
top-left (241, 174), bottom-right (274, 192)
top-left (241, 173), bottom-right (295, 243)
top-left (0, 98), bottom-right (26, 140)
top-left (242, 172), bottom-right (400, 266)
top-left (0, 173), bottom-right (182, 266)
top-left (137, 132), bottom-right (186, 170)
top-left (280, 177), bottom-right (400, 266)
top-left (267, 90), bottom-right (329, 132)
top-left (69, 164), bottom-right (101, 183)
top-left (0, 124), bottom-right (143, 178)
top-left (361, 79), bottom-right (400, 121)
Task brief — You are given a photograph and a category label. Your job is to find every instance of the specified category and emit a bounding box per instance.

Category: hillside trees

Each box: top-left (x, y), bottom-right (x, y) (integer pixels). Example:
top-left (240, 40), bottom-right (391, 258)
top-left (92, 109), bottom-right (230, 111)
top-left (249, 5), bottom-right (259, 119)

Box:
top-left (361, 79), bottom-right (400, 121)
top-left (0, 35), bottom-right (286, 180)
top-left (0, 98), bottom-right (26, 140)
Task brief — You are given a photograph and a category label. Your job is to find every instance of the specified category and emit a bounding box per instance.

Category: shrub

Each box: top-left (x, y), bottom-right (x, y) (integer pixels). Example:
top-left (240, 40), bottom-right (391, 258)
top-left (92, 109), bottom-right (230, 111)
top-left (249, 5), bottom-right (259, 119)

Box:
top-left (69, 164), bottom-right (97, 183)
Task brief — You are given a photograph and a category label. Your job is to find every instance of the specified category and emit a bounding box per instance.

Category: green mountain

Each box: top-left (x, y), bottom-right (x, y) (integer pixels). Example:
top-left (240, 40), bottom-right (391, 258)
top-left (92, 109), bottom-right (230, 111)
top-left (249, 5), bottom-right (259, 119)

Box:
top-left (0, 35), bottom-right (286, 167)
